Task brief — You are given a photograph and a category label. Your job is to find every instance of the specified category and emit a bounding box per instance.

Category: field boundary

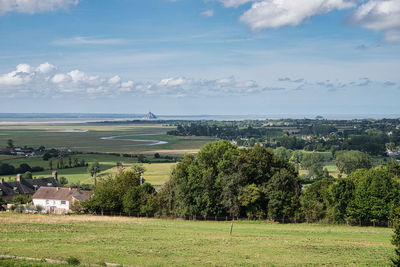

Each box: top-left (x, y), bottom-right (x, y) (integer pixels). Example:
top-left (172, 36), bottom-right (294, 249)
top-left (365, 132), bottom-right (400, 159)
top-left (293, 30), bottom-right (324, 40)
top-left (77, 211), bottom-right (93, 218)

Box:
top-left (0, 254), bottom-right (135, 267)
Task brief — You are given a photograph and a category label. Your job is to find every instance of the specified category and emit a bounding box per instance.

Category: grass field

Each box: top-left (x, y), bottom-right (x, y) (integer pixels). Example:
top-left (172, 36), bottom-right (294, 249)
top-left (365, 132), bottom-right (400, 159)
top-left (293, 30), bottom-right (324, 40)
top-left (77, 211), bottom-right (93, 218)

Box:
top-left (99, 163), bottom-right (176, 187)
top-left (0, 258), bottom-right (67, 267)
top-left (0, 214), bottom-right (395, 266)
top-left (0, 151), bottom-right (176, 186)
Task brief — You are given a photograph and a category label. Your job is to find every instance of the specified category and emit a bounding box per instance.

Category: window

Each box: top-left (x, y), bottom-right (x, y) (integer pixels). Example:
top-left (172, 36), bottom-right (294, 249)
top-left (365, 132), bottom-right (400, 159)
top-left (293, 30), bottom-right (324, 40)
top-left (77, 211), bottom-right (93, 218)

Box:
top-left (61, 201), bottom-right (66, 205)
top-left (46, 200), bottom-right (49, 205)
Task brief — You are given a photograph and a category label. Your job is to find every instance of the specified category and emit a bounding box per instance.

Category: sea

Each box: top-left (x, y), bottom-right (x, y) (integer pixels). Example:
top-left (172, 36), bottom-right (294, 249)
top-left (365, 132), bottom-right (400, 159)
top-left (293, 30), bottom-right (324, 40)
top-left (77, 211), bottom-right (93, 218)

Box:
top-left (0, 113), bottom-right (399, 124)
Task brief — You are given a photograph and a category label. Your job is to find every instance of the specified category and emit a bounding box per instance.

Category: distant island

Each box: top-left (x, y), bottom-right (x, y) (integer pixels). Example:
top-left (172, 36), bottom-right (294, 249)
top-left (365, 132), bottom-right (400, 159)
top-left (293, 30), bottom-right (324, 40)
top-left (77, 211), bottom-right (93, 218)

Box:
top-left (143, 112), bottom-right (157, 120)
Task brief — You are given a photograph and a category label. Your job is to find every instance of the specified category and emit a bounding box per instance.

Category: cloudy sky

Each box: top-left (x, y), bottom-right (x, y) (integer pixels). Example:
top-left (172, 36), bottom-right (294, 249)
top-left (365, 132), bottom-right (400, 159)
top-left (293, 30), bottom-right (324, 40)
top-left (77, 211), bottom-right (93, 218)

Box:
top-left (0, 0), bottom-right (399, 116)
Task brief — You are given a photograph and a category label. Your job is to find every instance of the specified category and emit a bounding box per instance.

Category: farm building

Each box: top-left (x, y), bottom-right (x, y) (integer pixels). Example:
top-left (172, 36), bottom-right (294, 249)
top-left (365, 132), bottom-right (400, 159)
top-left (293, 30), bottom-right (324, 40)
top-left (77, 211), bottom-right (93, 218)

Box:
top-left (0, 172), bottom-right (60, 202)
top-left (32, 187), bottom-right (91, 214)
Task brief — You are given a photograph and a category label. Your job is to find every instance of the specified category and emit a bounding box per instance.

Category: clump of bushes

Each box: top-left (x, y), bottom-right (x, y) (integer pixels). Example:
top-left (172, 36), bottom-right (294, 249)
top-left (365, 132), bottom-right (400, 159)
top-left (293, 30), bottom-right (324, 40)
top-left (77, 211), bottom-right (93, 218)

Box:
top-left (66, 256), bottom-right (80, 265)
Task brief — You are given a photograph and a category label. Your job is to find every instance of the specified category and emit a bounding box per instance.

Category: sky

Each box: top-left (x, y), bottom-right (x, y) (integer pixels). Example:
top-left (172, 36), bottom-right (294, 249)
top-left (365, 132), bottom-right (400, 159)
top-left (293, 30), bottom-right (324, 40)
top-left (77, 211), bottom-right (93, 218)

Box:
top-left (0, 0), bottom-right (399, 116)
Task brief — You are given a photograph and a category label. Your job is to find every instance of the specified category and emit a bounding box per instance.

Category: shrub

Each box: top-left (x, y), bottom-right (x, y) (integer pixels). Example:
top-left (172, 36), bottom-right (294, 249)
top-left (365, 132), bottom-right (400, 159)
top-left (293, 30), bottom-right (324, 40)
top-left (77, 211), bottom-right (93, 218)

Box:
top-left (66, 256), bottom-right (80, 265)
top-left (12, 194), bottom-right (32, 204)
top-left (35, 204), bottom-right (44, 212)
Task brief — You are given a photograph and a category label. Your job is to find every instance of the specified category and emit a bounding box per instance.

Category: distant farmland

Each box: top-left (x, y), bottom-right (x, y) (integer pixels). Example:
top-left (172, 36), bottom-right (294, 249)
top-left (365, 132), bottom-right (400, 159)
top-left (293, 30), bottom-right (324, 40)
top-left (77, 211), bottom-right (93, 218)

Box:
top-left (0, 214), bottom-right (394, 266)
top-left (0, 123), bottom-right (215, 155)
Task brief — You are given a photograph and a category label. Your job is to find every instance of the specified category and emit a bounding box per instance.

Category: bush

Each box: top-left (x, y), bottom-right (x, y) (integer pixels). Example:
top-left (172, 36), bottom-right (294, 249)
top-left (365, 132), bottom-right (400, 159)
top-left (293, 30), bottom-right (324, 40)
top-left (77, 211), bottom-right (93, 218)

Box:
top-left (35, 204), bottom-right (44, 212)
top-left (12, 194), bottom-right (32, 204)
top-left (31, 166), bottom-right (45, 172)
top-left (11, 204), bottom-right (25, 213)
top-left (66, 256), bottom-right (80, 265)
top-left (22, 171), bottom-right (32, 179)
top-left (59, 176), bottom-right (68, 185)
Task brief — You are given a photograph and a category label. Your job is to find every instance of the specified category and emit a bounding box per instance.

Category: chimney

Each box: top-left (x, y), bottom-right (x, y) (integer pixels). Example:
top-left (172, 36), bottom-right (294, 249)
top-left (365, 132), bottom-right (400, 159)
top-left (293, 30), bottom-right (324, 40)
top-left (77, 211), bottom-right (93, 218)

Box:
top-left (52, 171), bottom-right (58, 181)
top-left (16, 174), bottom-right (22, 182)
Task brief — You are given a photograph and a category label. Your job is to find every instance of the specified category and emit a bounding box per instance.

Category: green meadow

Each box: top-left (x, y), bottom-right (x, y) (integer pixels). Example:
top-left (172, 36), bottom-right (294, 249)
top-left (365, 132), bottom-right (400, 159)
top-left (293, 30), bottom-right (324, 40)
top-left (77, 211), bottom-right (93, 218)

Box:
top-left (0, 214), bottom-right (395, 266)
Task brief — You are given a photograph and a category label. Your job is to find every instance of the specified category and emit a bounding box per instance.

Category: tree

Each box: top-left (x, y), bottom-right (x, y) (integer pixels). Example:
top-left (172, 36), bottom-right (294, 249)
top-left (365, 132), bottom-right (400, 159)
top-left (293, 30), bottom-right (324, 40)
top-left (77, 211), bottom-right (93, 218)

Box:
top-left (70, 200), bottom-right (84, 213)
top-left (0, 163), bottom-right (16, 175)
top-left (88, 161), bottom-right (101, 186)
top-left (84, 168), bottom-right (151, 215)
top-left (49, 160), bottom-right (53, 170)
top-left (335, 150), bottom-right (372, 175)
top-left (12, 194), bottom-right (32, 204)
top-left (392, 207), bottom-right (400, 266)
top-left (274, 147), bottom-right (292, 160)
top-left (22, 171), bottom-right (32, 179)
top-left (138, 154), bottom-right (146, 163)
top-left (301, 153), bottom-right (324, 178)
top-left (300, 178), bottom-right (334, 222)
top-left (290, 150), bottom-right (303, 172)
top-left (347, 168), bottom-right (400, 225)
top-left (17, 163), bottom-right (31, 173)
top-left (330, 178), bottom-right (355, 223)
top-left (238, 184), bottom-right (264, 218)
top-left (159, 141), bottom-right (299, 220)
top-left (7, 139), bottom-right (14, 148)
top-left (59, 176), bottom-right (68, 185)
top-left (42, 152), bottom-right (51, 161)
top-left (266, 168), bottom-right (301, 222)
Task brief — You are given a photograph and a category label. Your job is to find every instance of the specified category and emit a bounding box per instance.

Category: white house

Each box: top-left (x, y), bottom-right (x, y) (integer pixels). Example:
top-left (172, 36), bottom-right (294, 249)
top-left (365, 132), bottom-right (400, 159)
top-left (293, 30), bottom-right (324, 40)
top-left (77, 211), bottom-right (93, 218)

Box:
top-left (32, 187), bottom-right (91, 214)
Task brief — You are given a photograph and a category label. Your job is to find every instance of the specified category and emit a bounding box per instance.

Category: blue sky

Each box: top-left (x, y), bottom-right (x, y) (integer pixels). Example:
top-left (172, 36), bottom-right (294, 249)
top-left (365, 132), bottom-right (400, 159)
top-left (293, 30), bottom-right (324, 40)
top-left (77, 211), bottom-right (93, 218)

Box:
top-left (0, 0), bottom-right (399, 116)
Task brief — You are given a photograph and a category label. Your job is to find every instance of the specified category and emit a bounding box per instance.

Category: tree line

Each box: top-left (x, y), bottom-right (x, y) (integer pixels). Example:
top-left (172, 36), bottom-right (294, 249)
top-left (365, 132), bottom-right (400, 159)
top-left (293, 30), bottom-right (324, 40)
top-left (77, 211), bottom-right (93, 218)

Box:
top-left (82, 141), bottom-right (400, 225)
top-left (166, 121), bottom-right (400, 156)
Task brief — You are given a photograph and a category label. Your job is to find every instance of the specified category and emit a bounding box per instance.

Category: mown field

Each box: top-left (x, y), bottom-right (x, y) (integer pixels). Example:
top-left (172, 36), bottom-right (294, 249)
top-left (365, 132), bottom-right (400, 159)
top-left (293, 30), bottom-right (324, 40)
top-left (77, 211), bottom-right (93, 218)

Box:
top-left (99, 162), bottom-right (176, 187)
top-left (1, 160), bottom-right (175, 187)
top-left (0, 214), bottom-right (395, 266)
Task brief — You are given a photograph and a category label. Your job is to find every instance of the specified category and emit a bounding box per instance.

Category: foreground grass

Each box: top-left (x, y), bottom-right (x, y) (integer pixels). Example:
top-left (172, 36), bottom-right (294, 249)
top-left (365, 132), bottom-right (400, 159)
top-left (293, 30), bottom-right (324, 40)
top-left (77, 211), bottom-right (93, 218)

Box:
top-left (0, 258), bottom-right (67, 267)
top-left (0, 214), bottom-right (394, 266)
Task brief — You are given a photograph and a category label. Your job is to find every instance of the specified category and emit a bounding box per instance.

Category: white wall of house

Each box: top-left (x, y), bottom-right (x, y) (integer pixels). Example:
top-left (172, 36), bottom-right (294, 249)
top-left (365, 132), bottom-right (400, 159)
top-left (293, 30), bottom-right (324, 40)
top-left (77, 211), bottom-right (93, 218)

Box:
top-left (33, 198), bottom-right (70, 212)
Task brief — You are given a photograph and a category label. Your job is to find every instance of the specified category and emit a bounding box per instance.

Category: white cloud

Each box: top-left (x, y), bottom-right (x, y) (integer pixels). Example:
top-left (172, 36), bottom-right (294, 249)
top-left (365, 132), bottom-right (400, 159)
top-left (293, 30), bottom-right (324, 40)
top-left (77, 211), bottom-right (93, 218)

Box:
top-left (201, 9), bottom-right (215, 17)
top-left (0, 62), bottom-right (268, 98)
top-left (52, 73), bottom-right (69, 83)
top-left (220, 0), bottom-right (400, 42)
top-left (52, 36), bottom-right (125, 46)
top-left (219, 0), bottom-right (254, 8)
top-left (0, 63), bottom-right (34, 85)
top-left (239, 0), bottom-right (358, 30)
top-left (108, 75), bottom-right (121, 85)
top-left (68, 70), bottom-right (86, 83)
top-left (351, 0), bottom-right (400, 42)
top-left (36, 62), bottom-right (56, 73)
top-left (0, 0), bottom-right (80, 16)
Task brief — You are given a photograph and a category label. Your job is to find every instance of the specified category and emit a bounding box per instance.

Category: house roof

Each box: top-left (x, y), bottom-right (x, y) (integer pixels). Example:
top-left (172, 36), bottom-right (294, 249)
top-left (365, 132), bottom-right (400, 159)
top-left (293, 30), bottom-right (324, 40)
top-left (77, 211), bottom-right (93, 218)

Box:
top-left (0, 177), bottom-right (60, 198)
top-left (73, 190), bottom-right (92, 202)
top-left (33, 187), bottom-right (91, 202)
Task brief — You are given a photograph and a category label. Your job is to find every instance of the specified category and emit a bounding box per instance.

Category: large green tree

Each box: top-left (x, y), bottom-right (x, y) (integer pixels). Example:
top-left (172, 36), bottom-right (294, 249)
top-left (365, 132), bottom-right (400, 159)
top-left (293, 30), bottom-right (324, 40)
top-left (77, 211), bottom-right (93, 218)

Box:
top-left (301, 153), bottom-right (324, 178)
top-left (300, 178), bottom-right (334, 222)
top-left (347, 168), bottom-right (400, 225)
top-left (159, 141), bottom-right (300, 220)
top-left (330, 178), bottom-right (355, 223)
top-left (335, 150), bottom-right (372, 175)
